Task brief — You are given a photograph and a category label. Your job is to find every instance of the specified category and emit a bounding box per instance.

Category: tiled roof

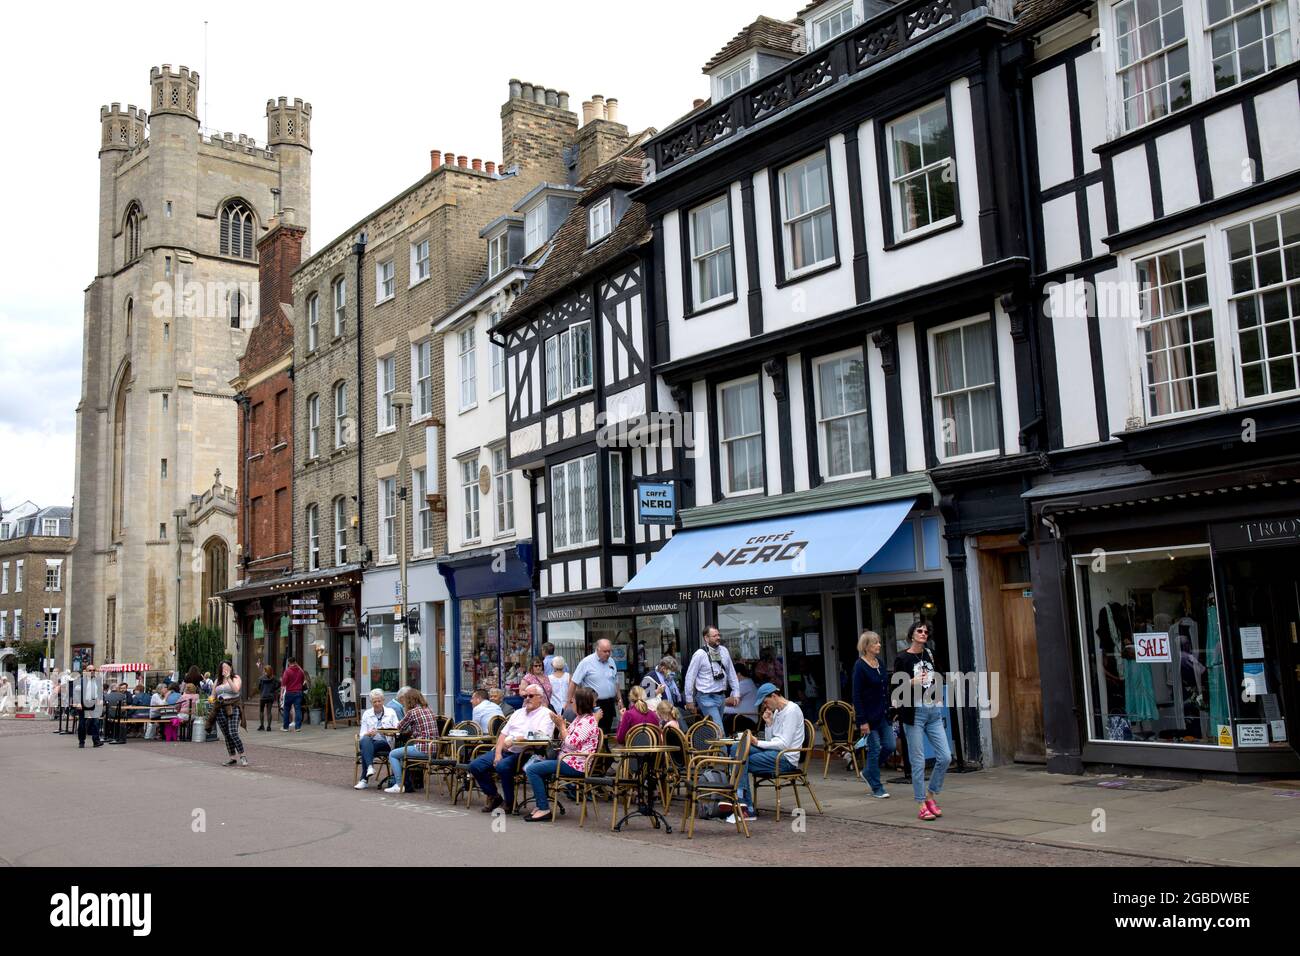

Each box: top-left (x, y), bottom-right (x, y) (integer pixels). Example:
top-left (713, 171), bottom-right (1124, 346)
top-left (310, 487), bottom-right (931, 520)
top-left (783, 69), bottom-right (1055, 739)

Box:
top-left (503, 145), bottom-right (652, 323)
top-left (1009, 0), bottom-right (1095, 35)
top-left (703, 16), bottom-right (803, 72)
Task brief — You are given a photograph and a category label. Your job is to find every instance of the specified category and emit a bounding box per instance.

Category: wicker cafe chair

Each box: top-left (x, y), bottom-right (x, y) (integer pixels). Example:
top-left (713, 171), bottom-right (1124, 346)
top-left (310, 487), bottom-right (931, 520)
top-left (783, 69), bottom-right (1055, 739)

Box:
top-left (546, 729), bottom-right (608, 825)
top-left (610, 723), bottom-right (663, 829)
top-left (661, 724), bottom-right (691, 811)
top-left (353, 733), bottom-right (393, 787)
top-left (751, 719), bottom-right (824, 822)
top-left (401, 737), bottom-right (439, 800)
top-left (511, 727), bottom-right (560, 815)
top-left (487, 714), bottom-right (506, 737)
top-left (819, 700), bottom-right (858, 779)
top-left (439, 720), bottom-right (484, 803)
top-left (687, 718), bottom-right (723, 757)
top-left (681, 732), bottom-right (752, 838)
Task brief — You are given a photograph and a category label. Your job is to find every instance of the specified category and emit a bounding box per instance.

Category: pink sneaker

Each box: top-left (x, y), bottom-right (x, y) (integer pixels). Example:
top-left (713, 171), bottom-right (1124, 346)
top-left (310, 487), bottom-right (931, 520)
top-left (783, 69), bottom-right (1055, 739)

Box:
top-left (918, 804), bottom-right (937, 821)
top-left (925, 797), bottom-right (942, 817)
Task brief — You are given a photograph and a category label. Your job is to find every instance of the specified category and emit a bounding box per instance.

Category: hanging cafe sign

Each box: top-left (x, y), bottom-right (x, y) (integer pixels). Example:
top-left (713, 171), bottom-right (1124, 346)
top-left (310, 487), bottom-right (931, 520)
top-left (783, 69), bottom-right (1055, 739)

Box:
top-left (290, 595), bottom-right (322, 625)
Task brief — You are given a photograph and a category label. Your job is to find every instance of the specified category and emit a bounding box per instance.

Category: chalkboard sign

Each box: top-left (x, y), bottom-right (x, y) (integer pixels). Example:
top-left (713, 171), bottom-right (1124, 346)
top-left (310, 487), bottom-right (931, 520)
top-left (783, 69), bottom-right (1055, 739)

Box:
top-left (326, 682), bottom-right (358, 728)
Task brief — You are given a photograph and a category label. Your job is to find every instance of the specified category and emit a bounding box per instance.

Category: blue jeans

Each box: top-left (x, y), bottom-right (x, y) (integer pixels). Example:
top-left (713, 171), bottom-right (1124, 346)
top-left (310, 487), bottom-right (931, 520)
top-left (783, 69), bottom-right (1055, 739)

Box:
top-left (860, 720), bottom-right (896, 795)
top-left (387, 745), bottom-right (429, 788)
top-left (282, 691), bottom-right (303, 729)
top-left (903, 706), bottom-right (950, 803)
top-left (468, 751), bottom-right (521, 808)
top-left (359, 734), bottom-right (391, 777)
top-left (729, 745), bottom-right (797, 812)
top-left (694, 692), bottom-right (725, 730)
top-left (524, 758), bottom-right (583, 811)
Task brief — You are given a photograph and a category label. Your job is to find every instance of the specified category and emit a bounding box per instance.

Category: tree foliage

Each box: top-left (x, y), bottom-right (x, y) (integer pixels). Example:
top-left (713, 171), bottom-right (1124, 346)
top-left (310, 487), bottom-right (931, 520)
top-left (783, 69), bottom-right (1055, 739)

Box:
top-left (177, 619), bottom-right (225, 679)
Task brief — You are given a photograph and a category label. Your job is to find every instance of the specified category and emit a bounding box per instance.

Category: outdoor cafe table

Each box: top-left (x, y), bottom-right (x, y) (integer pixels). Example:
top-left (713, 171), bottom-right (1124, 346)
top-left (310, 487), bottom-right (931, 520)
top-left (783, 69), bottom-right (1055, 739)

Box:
top-left (111, 704), bottom-right (180, 742)
top-left (438, 734), bottom-right (495, 802)
top-left (608, 744), bottom-right (676, 833)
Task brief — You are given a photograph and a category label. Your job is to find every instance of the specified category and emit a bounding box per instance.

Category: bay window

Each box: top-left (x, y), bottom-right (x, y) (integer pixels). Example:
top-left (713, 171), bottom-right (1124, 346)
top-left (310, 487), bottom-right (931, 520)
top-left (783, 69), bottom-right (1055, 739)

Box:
top-left (718, 377), bottom-right (764, 495)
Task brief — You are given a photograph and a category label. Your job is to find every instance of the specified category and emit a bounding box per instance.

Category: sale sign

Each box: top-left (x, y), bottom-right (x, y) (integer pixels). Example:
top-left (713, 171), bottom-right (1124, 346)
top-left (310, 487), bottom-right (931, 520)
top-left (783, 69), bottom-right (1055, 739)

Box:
top-left (1133, 631), bottom-right (1172, 663)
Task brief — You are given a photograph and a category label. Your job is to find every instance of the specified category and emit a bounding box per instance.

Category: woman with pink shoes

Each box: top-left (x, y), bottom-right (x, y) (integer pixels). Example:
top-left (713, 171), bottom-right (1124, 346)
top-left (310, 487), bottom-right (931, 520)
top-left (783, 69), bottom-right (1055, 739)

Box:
top-left (892, 621), bottom-right (950, 821)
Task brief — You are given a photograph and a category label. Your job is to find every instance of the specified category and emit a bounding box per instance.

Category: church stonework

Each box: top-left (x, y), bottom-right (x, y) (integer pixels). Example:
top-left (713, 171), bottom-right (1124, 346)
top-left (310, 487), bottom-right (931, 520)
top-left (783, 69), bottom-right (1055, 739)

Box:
top-left (70, 64), bottom-right (311, 670)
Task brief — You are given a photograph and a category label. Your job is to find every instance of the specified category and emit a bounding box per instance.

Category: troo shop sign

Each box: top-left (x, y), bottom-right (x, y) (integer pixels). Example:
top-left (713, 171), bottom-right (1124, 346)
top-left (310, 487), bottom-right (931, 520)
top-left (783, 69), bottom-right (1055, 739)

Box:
top-left (636, 481), bottom-right (676, 525)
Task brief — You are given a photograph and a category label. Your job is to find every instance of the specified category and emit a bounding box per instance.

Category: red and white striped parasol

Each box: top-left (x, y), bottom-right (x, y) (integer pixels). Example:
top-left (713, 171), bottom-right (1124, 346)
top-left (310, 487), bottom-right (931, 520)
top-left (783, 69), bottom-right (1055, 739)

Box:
top-left (98, 663), bottom-right (152, 673)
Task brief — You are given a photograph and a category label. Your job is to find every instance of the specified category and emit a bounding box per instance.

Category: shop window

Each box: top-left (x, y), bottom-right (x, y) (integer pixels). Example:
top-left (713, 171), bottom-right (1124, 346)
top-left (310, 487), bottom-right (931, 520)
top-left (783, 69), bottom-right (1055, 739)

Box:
top-left (369, 614), bottom-right (399, 693)
top-left (1074, 544), bottom-right (1230, 747)
top-left (459, 597), bottom-right (529, 696)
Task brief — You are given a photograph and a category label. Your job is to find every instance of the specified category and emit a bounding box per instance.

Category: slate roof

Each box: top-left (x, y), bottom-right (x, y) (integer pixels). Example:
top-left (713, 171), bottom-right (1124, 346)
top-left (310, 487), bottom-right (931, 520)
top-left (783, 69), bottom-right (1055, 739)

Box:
top-left (501, 141), bottom-right (654, 325)
top-left (1009, 0), bottom-right (1096, 35)
top-left (703, 16), bottom-right (804, 72)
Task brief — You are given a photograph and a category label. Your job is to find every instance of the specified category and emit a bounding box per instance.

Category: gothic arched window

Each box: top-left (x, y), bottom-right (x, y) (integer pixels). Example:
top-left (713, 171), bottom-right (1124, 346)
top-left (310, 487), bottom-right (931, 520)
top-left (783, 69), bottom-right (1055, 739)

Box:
top-left (125, 203), bottom-right (142, 263)
top-left (219, 199), bottom-right (255, 259)
top-left (202, 538), bottom-right (229, 636)
top-left (125, 297), bottom-right (133, 339)
top-left (111, 366), bottom-right (131, 540)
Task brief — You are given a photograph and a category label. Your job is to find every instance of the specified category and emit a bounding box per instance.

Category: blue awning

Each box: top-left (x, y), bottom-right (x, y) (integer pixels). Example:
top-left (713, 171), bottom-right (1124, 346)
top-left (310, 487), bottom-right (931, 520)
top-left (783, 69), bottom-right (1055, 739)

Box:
top-left (620, 498), bottom-right (915, 603)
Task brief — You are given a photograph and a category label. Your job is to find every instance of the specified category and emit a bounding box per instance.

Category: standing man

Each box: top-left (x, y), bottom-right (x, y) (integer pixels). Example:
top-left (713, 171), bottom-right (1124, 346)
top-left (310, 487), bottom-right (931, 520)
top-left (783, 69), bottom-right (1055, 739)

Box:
top-left (280, 656), bottom-right (307, 732)
top-left (73, 663), bottom-right (104, 749)
top-left (684, 625), bottom-right (739, 730)
top-left (568, 638), bottom-right (622, 736)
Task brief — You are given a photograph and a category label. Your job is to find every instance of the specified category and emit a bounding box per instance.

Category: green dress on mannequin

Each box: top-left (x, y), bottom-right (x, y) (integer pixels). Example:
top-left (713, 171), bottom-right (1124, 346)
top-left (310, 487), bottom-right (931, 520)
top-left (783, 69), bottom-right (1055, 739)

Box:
top-left (1206, 603), bottom-right (1228, 734)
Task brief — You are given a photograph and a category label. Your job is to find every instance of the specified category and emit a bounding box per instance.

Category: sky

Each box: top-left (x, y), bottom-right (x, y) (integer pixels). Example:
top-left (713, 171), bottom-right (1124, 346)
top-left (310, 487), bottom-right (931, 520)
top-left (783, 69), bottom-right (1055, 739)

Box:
top-left (0, 0), bottom-right (781, 514)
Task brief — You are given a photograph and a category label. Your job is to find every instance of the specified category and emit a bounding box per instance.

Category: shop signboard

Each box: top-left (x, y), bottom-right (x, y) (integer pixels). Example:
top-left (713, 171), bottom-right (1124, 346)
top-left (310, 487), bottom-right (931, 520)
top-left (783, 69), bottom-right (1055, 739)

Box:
top-left (538, 603), bottom-right (678, 622)
top-left (1237, 723), bottom-right (1269, 747)
top-left (636, 481), bottom-right (676, 525)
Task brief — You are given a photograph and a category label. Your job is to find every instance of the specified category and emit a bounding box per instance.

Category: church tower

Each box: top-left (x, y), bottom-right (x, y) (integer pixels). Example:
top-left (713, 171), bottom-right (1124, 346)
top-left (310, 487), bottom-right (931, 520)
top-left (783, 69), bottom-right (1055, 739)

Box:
top-left (69, 64), bottom-right (312, 670)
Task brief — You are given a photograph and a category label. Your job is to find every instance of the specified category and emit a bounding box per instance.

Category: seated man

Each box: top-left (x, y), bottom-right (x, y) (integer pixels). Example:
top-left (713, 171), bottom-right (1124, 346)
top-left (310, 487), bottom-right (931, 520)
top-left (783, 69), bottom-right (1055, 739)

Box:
top-left (728, 682), bottom-right (805, 823)
top-left (467, 685), bottom-right (554, 813)
top-left (355, 689), bottom-right (399, 790)
top-left (388, 686), bottom-right (410, 721)
top-left (470, 689), bottom-right (503, 731)
top-left (143, 682), bottom-right (169, 740)
top-left (104, 683), bottom-right (132, 744)
top-left (489, 687), bottom-right (514, 718)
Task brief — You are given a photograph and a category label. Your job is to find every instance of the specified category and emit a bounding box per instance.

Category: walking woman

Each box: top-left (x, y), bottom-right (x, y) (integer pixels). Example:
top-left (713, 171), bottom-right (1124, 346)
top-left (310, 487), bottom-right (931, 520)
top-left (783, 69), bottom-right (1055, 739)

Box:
top-left (851, 630), bottom-right (894, 799)
top-left (212, 659), bottom-right (248, 767)
top-left (893, 621), bottom-right (949, 820)
top-left (257, 665), bottom-right (279, 731)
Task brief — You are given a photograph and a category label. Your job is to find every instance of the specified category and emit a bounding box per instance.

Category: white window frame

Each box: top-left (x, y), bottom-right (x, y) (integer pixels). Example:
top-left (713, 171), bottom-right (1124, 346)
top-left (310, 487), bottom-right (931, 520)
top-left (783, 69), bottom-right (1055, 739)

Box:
top-left (712, 55), bottom-right (756, 100)
top-left (379, 478), bottom-right (397, 561)
top-left (488, 232), bottom-right (508, 278)
top-left (492, 444), bottom-right (514, 537)
top-left (334, 497), bottom-right (348, 565)
top-left (460, 456), bottom-right (481, 545)
top-left (886, 100), bottom-right (958, 239)
top-left (550, 454), bottom-right (599, 552)
top-left (307, 393), bottom-right (320, 458)
top-left (525, 203), bottom-right (547, 255)
top-left (927, 315), bottom-right (1002, 463)
top-left (377, 356), bottom-right (396, 432)
top-left (413, 339), bottom-right (433, 420)
top-left (414, 466), bottom-right (433, 553)
top-left (15, 560), bottom-right (22, 593)
top-left (46, 559), bottom-right (63, 592)
top-left (608, 452), bottom-right (625, 545)
top-left (689, 195), bottom-right (736, 310)
top-left (813, 348), bottom-right (872, 480)
top-left (376, 259), bottom-right (395, 304)
top-left (0, 612), bottom-right (6, 639)
top-left (544, 321), bottom-right (594, 405)
top-left (588, 197), bottom-right (613, 245)
top-left (410, 238), bottom-right (430, 286)
top-left (307, 504), bottom-right (320, 570)
top-left (334, 381), bottom-right (349, 448)
top-left (489, 312), bottom-right (506, 396)
top-left (1227, 204), bottom-right (1300, 404)
top-left (13, 608), bottom-right (20, 637)
top-left (42, 518), bottom-right (59, 536)
top-left (307, 294), bottom-right (319, 351)
top-left (459, 328), bottom-right (478, 412)
top-left (332, 277), bottom-right (346, 337)
top-left (717, 375), bottom-right (765, 497)
top-left (1, 561), bottom-right (7, 594)
top-left (779, 152), bottom-right (836, 277)
top-left (809, 0), bottom-right (857, 49)
top-left (43, 608), bottom-right (59, 638)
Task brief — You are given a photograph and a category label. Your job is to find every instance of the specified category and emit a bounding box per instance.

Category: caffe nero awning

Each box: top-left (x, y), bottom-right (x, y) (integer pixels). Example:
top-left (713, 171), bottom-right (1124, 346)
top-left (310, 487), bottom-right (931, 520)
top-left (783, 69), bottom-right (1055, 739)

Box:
top-left (620, 498), bottom-right (915, 603)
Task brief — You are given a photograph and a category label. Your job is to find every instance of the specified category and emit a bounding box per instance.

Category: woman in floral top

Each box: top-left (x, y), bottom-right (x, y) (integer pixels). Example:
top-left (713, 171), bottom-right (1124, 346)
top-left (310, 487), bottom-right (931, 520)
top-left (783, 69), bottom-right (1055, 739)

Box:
top-left (523, 686), bottom-right (601, 821)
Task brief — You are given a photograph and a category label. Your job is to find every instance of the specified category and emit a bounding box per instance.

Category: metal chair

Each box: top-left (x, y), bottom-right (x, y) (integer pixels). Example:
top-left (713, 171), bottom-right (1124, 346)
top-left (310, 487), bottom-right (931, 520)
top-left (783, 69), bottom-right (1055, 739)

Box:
top-left (611, 723), bottom-right (663, 828)
top-left (819, 700), bottom-right (858, 778)
top-left (546, 729), bottom-right (607, 825)
top-left (750, 718), bottom-right (824, 821)
top-left (680, 732), bottom-right (752, 838)
top-left (687, 717), bottom-right (723, 757)
top-left (401, 736), bottom-right (439, 799)
top-left (353, 733), bottom-right (393, 788)
top-left (661, 724), bottom-right (691, 811)
top-left (487, 714), bottom-right (506, 738)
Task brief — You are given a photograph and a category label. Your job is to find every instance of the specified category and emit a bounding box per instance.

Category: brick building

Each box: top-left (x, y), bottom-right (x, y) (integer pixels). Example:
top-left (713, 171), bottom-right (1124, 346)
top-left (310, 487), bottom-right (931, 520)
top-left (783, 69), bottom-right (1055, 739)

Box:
top-left (0, 506), bottom-right (74, 677)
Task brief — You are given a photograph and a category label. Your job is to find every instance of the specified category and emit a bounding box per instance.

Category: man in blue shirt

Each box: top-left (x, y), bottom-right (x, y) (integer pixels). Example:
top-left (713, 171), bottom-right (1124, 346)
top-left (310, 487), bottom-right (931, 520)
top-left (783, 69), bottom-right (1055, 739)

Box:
top-left (569, 639), bottom-right (622, 735)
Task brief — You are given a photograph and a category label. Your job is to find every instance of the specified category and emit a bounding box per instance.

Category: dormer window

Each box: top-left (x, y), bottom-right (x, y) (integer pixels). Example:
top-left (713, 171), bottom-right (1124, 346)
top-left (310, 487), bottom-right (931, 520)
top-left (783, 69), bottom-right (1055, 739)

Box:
top-left (716, 61), bottom-right (753, 99)
top-left (810, 1), bottom-right (856, 48)
top-left (488, 232), bottom-right (508, 278)
top-left (588, 197), bottom-right (613, 245)
top-left (525, 204), bottom-right (547, 255)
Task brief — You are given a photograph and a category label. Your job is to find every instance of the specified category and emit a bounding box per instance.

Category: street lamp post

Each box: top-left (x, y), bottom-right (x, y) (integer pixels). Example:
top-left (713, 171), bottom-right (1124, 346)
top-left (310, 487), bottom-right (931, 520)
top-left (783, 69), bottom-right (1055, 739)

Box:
top-left (173, 507), bottom-right (188, 675)
top-left (391, 391), bottom-right (413, 689)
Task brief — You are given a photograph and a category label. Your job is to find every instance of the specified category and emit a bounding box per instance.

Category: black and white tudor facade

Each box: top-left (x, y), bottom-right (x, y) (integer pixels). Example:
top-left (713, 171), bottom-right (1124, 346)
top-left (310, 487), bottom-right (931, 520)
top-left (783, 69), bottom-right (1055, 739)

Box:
top-left (498, 143), bottom-right (687, 688)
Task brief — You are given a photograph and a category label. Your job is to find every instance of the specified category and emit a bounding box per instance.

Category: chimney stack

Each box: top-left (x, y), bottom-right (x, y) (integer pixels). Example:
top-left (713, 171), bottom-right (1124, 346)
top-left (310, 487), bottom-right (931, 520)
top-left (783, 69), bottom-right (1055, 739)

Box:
top-left (431, 150), bottom-right (442, 170)
top-left (575, 92), bottom-right (631, 181)
top-left (501, 76), bottom-right (579, 180)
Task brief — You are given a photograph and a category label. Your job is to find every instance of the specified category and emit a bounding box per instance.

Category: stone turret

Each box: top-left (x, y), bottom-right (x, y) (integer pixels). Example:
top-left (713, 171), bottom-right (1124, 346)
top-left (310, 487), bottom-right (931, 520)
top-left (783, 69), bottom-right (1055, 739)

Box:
top-left (149, 64), bottom-right (200, 121)
top-left (267, 97), bottom-right (313, 253)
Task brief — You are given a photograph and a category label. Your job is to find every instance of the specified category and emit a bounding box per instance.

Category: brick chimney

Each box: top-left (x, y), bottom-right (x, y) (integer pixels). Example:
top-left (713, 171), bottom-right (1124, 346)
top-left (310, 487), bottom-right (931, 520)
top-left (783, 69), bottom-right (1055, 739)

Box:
top-left (575, 92), bottom-right (631, 182)
top-left (255, 215), bottom-right (306, 325)
top-left (501, 78), bottom-right (578, 182)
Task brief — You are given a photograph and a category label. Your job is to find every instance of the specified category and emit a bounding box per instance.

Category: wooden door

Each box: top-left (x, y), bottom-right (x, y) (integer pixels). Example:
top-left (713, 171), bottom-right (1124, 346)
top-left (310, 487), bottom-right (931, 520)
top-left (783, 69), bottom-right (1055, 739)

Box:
top-left (1000, 582), bottom-right (1044, 761)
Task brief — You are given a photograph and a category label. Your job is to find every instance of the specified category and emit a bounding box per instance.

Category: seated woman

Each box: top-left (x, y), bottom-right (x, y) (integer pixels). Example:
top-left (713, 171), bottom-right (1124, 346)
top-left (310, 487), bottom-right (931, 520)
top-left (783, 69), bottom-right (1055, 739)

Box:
top-left (656, 699), bottom-right (681, 733)
top-left (524, 686), bottom-right (602, 822)
top-left (165, 683), bottom-right (200, 741)
top-left (384, 689), bottom-right (439, 794)
top-left (614, 685), bottom-right (660, 744)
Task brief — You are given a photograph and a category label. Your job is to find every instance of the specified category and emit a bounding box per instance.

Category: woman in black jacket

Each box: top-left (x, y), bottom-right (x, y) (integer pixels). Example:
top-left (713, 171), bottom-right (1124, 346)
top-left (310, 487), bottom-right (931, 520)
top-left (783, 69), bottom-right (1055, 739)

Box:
top-left (256, 665), bottom-right (279, 731)
top-left (851, 630), bottom-right (895, 798)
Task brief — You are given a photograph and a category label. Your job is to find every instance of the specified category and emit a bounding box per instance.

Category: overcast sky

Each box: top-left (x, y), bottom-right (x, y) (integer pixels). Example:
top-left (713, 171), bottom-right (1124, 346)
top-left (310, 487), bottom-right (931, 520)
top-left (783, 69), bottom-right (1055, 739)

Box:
top-left (0, 0), bottom-right (776, 514)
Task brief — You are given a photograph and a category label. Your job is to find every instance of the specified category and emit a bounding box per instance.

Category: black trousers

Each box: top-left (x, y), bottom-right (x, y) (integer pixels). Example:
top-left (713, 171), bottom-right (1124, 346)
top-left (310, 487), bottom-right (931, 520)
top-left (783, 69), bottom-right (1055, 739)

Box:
top-left (596, 698), bottom-right (617, 736)
top-left (78, 714), bottom-right (101, 746)
top-left (259, 700), bottom-right (274, 726)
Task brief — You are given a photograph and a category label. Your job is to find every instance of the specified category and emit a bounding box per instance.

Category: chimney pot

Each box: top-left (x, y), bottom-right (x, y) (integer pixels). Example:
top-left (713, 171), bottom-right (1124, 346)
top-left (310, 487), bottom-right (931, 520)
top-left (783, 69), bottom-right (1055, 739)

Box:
top-left (444, 151), bottom-right (456, 166)
top-left (693, 98), bottom-right (706, 110)
top-left (591, 95), bottom-right (606, 120)
top-left (545, 89), bottom-right (559, 107)
top-left (485, 161), bottom-right (496, 176)
top-left (606, 98), bottom-right (619, 123)
top-left (533, 86), bottom-right (547, 105)
top-left (582, 100), bottom-right (595, 125)
top-left (557, 91), bottom-right (570, 111)
top-left (457, 155), bottom-right (468, 168)
top-left (472, 157), bottom-right (483, 171)
top-left (509, 78), bottom-right (523, 100)
top-left (521, 82), bottom-right (534, 102)
top-left (431, 150), bottom-right (441, 170)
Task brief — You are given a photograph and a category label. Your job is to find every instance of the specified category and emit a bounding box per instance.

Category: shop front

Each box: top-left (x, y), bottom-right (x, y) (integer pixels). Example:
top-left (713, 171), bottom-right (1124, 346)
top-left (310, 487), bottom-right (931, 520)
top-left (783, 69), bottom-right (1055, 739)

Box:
top-left (361, 558), bottom-right (448, 707)
top-left (1029, 465), bottom-right (1300, 774)
top-left (537, 602), bottom-right (686, 704)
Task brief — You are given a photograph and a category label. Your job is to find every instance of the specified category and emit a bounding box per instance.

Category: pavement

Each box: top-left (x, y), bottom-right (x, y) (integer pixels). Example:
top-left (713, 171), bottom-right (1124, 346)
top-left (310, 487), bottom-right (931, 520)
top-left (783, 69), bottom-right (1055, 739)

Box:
top-left (4, 716), bottom-right (1299, 865)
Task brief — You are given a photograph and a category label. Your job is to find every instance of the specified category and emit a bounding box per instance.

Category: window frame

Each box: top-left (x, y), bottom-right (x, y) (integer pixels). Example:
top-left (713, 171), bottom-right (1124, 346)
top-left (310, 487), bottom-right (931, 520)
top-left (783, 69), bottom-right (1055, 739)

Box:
top-left (332, 277), bottom-right (346, 337)
top-left (809, 0), bottom-right (857, 49)
top-left (379, 478), bottom-right (397, 561)
top-left (45, 559), bottom-right (62, 591)
top-left (489, 312), bottom-right (506, 397)
top-left (524, 203), bottom-right (547, 255)
top-left (488, 232), bottom-right (508, 278)
top-left (811, 347), bottom-right (874, 481)
top-left (926, 314), bottom-right (1003, 463)
top-left (549, 453), bottom-right (600, 552)
top-left (459, 327), bottom-right (478, 412)
top-left (492, 444), bottom-right (514, 537)
top-left (715, 374), bottom-right (766, 498)
top-left (684, 193), bottom-right (738, 314)
top-left (376, 258), bottom-right (396, 304)
top-left (414, 466), bottom-right (433, 554)
top-left (413, 339), bottom-right (433, 420)
top-left (715, 59), bottom-right (754, 99)
top-left (460, 456), bottom-right (482, 545)
top-left (411, 238), bottom-right (431, 286)
top-left (1225, 204), bottom-right (1300, 404)
top-left (307, 393), bottom-right (320, 458)
top-left (608, 451), bottom-right (626, 545)
top-left (334, 497), bottom-right (348, 565)
top-left (588, 197), bottom-right (613, 245)
top-left (544, 321), bottom-right (594, 405)
top-left (882, 96), bottom-right (960, 243)
top-left (307, 294), bottom-right (319, 351)
top-left (377, 355), bottom-right (396, 433)
top-left (772, 148), bottom-right (840, 284)
top-left (334, 381), bottom-right (349, 449)
top-left (307, 504), bottom-right (320, 570)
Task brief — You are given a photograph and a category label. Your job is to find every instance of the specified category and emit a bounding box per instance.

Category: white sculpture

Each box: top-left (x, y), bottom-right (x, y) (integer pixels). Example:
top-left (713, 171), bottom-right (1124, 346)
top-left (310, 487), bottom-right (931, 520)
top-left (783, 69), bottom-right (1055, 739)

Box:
top-left (0, 676), bottom-right (15, 716)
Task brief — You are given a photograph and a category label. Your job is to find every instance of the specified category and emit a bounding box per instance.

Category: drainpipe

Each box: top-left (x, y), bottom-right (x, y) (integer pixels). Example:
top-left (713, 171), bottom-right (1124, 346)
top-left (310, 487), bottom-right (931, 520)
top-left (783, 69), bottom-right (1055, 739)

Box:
top-left (353, 233), bottom-right (368, 558)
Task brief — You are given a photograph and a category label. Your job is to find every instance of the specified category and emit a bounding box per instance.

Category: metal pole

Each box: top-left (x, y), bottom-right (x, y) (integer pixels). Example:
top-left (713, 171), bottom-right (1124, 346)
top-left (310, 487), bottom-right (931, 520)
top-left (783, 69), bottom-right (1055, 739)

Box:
top-left (392, 392), bottom-right (412, 689)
